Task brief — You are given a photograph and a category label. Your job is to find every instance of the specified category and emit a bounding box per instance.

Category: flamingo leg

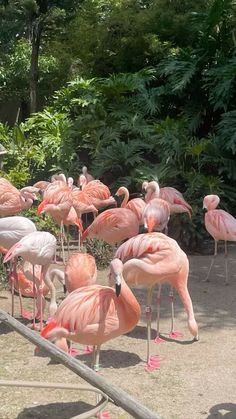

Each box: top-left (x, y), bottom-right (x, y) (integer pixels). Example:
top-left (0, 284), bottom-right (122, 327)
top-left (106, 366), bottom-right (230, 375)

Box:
top-left (93, 345), bottom-right (110, 419)
top-left (224, 241), bottom-right (229, 285)
top-left (145, 287), bottom-right (153, 363)
top-left (32, 265), bottom-right (36, 329)
top-left (205, 240), bottom-right (218, 282)
top-left (78, 229), bottom-right (81, 251)
top-left (66, 226), bottom-right (70, 259)
top-left (145, 287), bottom-right (161, 372)
top-left (12, 260), bottom-right (21, 315)
top-left (9, 260), bottom-right (15, 317)
top-left (169, 287), bottom-right (183, 338)
top-left (60, 220), bottom-right (66, 265)
top-left (154, 284), bottom-right (165, 343)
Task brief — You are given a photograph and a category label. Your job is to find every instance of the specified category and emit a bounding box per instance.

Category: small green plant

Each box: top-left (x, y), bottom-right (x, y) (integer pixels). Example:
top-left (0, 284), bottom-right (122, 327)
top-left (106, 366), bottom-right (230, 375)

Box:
top-left (83, 238), bottom-right (114, 269)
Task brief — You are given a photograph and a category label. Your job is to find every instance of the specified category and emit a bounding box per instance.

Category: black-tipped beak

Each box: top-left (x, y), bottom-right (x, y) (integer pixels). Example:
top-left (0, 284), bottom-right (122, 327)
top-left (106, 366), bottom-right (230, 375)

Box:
top-left (115, 283), bottom-right (121, 297)
top-left (63, 284), bottom-right (67, 294)
top-left (114, 195), bottom-right (122, 207)
top-left (203, 207), bottom-right (207, 213)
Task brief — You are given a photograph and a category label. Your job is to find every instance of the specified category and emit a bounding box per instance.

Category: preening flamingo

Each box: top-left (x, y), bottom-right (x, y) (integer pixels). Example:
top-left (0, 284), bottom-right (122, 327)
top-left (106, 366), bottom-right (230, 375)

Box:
top-left (3, 231), bottom-right (57, 330)
top-left (115, 232), bottom-right (198, 370)
top-left (142, 180), bottom-right (192, 216)
top-left (203, 194), bottom-right (236, 284)
top-left (0, 216), bottom-right (37, 318)
top-left (115, 186), bottom-right (146, 224)
top-left (81, 208), bottom-right (139, 245)
top-left (142, 198), bottom-right (170, 233)
top-left (0, 178), bottom-right (38, 216)
top-left (41, 258), bottom-right (141, 371)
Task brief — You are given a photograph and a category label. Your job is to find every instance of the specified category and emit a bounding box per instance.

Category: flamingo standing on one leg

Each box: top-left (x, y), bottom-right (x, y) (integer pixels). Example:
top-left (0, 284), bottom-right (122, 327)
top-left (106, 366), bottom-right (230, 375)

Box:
top-left (115, 232), bottom-right (198, 371)
top-left (203, 194), bottom-right (236, 284)
top-left (0, 216), bottom-right (37, 318)
top-left (3, 231), bottom-right (57, 330)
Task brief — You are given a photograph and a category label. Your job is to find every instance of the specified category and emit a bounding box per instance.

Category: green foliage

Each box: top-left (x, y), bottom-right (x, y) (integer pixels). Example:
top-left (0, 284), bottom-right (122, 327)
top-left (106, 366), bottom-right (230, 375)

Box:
top-left (83, 238), bottom-right (114, 269)
top-left (21, 206), bottom-right (60, 236)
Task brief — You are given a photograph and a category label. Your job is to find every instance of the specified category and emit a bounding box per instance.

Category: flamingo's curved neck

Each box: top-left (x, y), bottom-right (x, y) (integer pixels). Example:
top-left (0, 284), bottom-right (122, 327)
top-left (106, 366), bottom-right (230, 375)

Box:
top-left (120, 187), bottom-right (129, 207)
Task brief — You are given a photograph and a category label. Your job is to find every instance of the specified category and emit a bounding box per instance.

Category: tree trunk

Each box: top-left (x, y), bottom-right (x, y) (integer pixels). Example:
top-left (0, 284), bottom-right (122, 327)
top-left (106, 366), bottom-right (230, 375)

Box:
top-left (29, 19), bottom-right (42, 114)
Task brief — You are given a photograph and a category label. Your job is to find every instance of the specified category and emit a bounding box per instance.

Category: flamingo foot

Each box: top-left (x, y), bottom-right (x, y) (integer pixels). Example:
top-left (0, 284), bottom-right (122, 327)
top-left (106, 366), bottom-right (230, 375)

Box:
top-left (27, 323), bottom-right (41, 331)
top-left (169, 330), bottom-right (183, 338)
top-left (154, 335), bottom-right (165, 344)
top-left (96, 411), bottom-right (110, 419)
top-left (20, 310), bottom-right (34, 320)
top-left (84, 345), bottom-right (93, 354)
top-left (145, 355), bottom-right (161, 372)
top-left (68, 347), bottom-right (79, 357)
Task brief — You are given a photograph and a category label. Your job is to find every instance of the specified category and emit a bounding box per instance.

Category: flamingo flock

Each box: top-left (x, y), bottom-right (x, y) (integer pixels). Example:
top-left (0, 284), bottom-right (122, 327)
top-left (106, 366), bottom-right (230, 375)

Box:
top-left (0, 168), bottom-right (235, 380)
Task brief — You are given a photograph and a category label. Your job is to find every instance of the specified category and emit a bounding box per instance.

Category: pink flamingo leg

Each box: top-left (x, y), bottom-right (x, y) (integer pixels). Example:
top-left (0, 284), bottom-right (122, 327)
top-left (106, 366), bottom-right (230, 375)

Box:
top-left (145, 287), bottom-right (160, 371)
top-left (169, 287), bottom-right (183, 338)
top-left (224, 241), bottom-right (229, 285)
top-left (154, 284), bottom-right (165, 344)
top-left (93, 345), bottom-right (110, 419)
top-left (204, 240), bottom-right (218, 282)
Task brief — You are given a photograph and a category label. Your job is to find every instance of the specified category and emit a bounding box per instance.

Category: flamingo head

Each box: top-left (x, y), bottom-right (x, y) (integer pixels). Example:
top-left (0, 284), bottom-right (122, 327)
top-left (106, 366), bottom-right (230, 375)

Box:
top-left (142, 181), bottom-right (148, 191)
top-left (144, 216), bottom-right (156, 233)
top-left (203, 195), bottom-right (220, 211)
top-left (82, 166), bottom-right (88, 175)
top-left (37, 200), bottom-right (48, 215)
top-left (109, 258), bottom-right (123, 297)
top-left (78, 174), bottom-right (87, 190)
top-left (3, 242), bottom-right (22, 263)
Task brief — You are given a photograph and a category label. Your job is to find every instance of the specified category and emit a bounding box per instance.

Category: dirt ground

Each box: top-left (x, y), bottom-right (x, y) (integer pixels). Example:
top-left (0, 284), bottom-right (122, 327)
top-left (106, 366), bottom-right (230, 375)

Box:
top-left (0, 243), bottom-right (236, 419)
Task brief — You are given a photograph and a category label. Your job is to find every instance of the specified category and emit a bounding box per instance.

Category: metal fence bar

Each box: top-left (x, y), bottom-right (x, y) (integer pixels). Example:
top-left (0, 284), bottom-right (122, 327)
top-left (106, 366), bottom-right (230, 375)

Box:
top-left (0, 309), bottom-right (161, 419)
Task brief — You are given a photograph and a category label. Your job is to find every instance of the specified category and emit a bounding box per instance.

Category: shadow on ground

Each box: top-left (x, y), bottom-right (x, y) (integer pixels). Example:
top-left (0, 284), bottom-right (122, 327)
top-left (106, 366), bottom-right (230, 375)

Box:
top-left (207, 402), bottom-right (236, 418)
top-left (17, 401), bottom-right (95, 419)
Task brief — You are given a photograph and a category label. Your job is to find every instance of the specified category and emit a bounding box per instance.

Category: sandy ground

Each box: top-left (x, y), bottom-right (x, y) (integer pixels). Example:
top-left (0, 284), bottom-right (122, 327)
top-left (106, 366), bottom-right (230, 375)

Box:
top-left (0, 243), bottom-right (236, 419)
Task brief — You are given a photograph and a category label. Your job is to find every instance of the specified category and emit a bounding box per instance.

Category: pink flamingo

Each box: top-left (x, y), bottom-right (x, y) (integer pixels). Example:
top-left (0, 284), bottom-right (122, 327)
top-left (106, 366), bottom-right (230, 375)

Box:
top-left (3, 231), bottom-right (57, 330)
top-left (142, 198), bottom-right (170, 234)
top-left (82, 180), bottom-right (116, 210)
top-left (115, 186), bottom-right (146, 224)
top-left (141, 198), bottom-right (172, 342)
top-left (41, 258), bottom-right (141, 369)
top-left (203, 194), bottom-right (236, 284)
top-left (81, 208), bottom-right (139, 245)
top-left (41, 258), bottom-right (140, 418)
top-left (142, 180), bottom-right (192, 216)
top-left (0, 178), bottom-right (38, 216)
top-left (37, 196), bottom-right (83, 262)
top-left (142, 181), bottom-right (192, 339)
top-left (64, 251), bottom-right (98, 354)
top-left (65, 252), bottom-right (97, 293)
top-left (115, 232), bottom-right (198, 370)
top-left (0, 216), bottom-right (37, 318)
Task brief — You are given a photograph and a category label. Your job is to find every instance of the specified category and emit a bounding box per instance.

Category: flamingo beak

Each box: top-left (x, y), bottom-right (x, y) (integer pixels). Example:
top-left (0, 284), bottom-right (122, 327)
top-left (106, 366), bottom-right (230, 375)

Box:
top-left (115, 274), bottom-right (121, 297)
top-left (3, 250), bottom-right (14, 263)
top-left (37, 200), bottom-right (47, 215)
top-left (114, 194), bottom-right (122, 207)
